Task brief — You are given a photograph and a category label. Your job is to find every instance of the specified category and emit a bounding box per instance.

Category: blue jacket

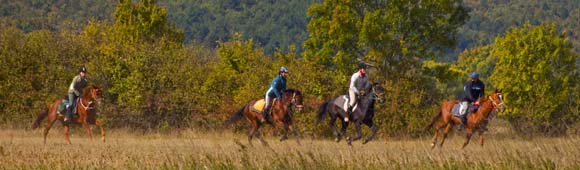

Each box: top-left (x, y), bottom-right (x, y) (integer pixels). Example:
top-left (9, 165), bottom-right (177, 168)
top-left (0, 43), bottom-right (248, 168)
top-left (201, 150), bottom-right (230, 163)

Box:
top-left (266, 74), bottom-right (287, 99)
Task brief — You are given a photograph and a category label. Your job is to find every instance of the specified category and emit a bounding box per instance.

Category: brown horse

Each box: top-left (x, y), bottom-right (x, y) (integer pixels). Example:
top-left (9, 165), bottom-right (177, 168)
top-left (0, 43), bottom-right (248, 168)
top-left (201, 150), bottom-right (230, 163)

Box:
top-left (32, 85), bottom-right (104, 144)
top-left (225, 89), bottom-right (304, 146)
top-left (426, 89), bottom-right (505, 149)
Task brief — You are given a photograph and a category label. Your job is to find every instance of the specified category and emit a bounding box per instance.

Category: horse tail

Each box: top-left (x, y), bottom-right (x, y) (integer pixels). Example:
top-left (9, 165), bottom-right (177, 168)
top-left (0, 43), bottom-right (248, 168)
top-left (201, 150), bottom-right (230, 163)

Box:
top-left (224, 105), bottom-right (247, 127)
top-left (32, 108), bottom-right (49, 129)
top-left (425, 110), bottom-right (442, 132)
top-left (316, 101), bottom-right (330, 125)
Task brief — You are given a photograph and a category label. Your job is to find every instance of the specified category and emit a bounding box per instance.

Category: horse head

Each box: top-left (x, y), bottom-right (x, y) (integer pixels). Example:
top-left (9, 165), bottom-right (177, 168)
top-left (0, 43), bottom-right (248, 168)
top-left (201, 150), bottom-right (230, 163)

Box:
top-left (489, 89), bottom-right (505, 113)
top-left (371, 83), bottom-right (385, 104)
top-left (83, 85), bottom-right (103, 107)
top-left (283, 89), bottom-right (304, 112)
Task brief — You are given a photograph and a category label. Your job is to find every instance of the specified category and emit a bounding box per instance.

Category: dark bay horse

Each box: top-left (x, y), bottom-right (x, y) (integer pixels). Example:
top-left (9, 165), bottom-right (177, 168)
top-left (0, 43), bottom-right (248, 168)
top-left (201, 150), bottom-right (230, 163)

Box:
top-left (225, 89), bottom-right (304, 146)
top-left (316, 83), bottom-right (385, 145)
top-left (32, 85), bottom-right (104, 144)
top-left (426, 89), bottom-right (505, 149)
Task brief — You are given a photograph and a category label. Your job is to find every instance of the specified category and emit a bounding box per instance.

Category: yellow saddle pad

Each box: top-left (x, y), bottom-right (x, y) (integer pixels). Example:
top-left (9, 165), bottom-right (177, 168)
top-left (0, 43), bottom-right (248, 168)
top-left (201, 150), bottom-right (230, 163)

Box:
top-left (253, 99), bottom-right (266, 112)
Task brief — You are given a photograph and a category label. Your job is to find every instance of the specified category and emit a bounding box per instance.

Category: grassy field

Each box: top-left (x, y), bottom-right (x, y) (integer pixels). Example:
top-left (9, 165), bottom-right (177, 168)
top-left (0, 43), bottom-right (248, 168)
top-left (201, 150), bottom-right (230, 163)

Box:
top-left (1, 125), bottom-right (580, 170)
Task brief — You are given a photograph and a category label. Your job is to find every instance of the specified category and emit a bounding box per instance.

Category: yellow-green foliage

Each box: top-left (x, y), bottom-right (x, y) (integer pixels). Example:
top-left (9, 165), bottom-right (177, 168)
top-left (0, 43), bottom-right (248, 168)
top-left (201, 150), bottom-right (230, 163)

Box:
top-left (490, 23), bottom-right (580, 135)
top-left (0, 0), bottom-right (471, 138)
top-left (3, 0), bottom-right (579, 138)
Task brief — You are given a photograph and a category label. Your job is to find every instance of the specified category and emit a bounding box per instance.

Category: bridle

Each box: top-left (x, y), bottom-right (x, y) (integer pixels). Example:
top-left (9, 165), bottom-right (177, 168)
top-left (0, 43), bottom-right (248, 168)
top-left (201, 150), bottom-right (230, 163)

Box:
top-left (370, 86), bottom-right (384, 103)
top-left (290, 92), bottom-right (304, 110)
top-left (79, 88), bottom-right (101, 111)
top-left (488, 93), bottom-right (504, 110)
top-left (485, 93), bottom-right (505, 121)
top-left (79, 98), bottom-right (96, 111)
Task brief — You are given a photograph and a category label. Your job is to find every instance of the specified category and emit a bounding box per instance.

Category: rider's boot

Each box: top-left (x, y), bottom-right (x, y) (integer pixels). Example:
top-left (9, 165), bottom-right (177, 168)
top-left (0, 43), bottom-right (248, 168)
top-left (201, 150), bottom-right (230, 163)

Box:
top-left (459, 114), bottom-right (468, 130)
top-left (260, 106), bottom-right (270, 123)
top-left (65, 105), bottom-right (73, 123)
top-left (347, 105), bottom-right (354, 115)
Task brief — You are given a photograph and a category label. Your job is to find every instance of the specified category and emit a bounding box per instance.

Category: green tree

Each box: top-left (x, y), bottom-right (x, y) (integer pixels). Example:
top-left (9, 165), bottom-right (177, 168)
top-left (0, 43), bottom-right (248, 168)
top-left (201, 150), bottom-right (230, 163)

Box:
top-left (303, 0), bottom-right (468, 78)
top-left (303, 0), bottom-right (469, 135)
top-left (114, 0), bottom-right (183, 45)
top-left (490, 23), bottom-right (579, 135)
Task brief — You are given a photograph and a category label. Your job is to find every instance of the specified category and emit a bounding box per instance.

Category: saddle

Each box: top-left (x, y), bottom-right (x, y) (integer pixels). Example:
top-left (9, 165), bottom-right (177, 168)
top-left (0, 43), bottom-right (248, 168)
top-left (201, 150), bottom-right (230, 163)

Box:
top-left (251, 99), bottom-right (277, 113)
top-left (451, 102), bottom-right (479, 116)
top-left (56, 97), bottom-right (81, 116)
top-left (332, 95), bottom-right (357, 113)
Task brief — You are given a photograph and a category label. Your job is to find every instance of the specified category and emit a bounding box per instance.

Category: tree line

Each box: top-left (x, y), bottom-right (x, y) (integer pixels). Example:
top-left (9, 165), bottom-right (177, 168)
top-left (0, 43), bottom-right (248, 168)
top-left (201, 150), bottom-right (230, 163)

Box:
top-left (0, 0), bottom-right (579, 136)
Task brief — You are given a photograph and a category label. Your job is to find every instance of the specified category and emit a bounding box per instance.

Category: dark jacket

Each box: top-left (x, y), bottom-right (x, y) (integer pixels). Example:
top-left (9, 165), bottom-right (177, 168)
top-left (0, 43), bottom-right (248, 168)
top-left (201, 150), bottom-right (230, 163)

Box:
top-left (463, 79), bottom-right (485, 102)
top-left (68, 75), bottom-right (88, 96)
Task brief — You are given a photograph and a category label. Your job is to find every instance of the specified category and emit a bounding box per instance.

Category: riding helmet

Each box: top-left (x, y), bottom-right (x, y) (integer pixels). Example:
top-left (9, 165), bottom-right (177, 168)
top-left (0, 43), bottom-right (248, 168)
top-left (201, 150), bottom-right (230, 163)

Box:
top-left (79, 66), bottom-right (87, 73)
top-left (279, 67), bottom-right (289, 73)
top-left (470, 72), bottom-right (479, 79)
top-left (358, 63), bottom-right (366, 69)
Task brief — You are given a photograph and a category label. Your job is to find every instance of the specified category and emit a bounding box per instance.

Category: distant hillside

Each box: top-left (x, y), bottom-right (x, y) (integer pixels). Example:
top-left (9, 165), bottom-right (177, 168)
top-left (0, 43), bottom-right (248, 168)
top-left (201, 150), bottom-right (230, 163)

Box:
top-left (460, 0), bottom-right (580, 53)
top-left (1, 0), bottom-right (578, 55)
top-left (159, 0), bottom-right (314, 54)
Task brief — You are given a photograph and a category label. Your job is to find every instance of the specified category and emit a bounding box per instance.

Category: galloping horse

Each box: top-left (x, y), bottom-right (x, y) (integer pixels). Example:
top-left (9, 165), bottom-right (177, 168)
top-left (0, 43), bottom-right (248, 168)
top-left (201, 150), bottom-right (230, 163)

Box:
top-left (225, 89), bottom-right (304, 146)
top-left (316, 83), bottom-right (385, 145)
top-left (32, 85), bottom-right (104, 144)
top-left (426, 89), bottom-right (505, 149)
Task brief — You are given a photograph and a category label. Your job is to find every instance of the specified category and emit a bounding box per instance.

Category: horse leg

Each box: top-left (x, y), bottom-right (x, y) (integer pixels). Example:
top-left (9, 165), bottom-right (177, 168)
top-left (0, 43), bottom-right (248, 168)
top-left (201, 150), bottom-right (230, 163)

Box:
top-left (439, 123), bottom-right (452, 148)
top-left (342, 121), bottom-right (352, 146)
top-left (63, 124), bottom-right (72, 145)
top-left (329, 116), bottom-right (341, 142)
top-left (352, 121), bottom-right (362, 141)
top-left (43, 118), bottom-right (57, 144)
top-left (247, 124), bottom-right (258, 146)
top-left (478, 131), bottom-right (485, 146)
top-left (461, 129), bottom-right (474, 149)
top-left (255, 129), bottom-right (269, 146)
top-left (279, 122), bottom-right (289, 141)
top-left (95, 120), bottom-right (105, 142)
top-left (288, 123), bottom-right (300, 145)
top-left (363, 120), bottom-right (377, 144)
top-left (83, 123), bottom-right (94, 144)
top-left (431, 123), bottom-right (441, 148)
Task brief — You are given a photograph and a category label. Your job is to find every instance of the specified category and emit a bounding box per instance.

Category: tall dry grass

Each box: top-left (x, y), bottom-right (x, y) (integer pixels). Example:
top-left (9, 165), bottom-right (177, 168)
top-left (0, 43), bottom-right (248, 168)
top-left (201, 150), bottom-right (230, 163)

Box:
top-left (1, 125), bottom-right (580, 170)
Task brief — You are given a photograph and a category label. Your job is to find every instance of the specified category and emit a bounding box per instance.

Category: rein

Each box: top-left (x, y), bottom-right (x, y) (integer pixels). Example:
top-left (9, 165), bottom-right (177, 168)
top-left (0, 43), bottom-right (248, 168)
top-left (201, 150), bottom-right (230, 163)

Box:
top-left (79, 98), bottom-right (95, 110)
top-left (290, 92), bottom-right (304, 110)
top-left (488, 95), bottom-right (504, 110)
top-left (482, 94), bottom-right (504, 122)
top-left (369, 86), bottom-right (383, 101)
top-left (79, 88), bottom-right (99, 111)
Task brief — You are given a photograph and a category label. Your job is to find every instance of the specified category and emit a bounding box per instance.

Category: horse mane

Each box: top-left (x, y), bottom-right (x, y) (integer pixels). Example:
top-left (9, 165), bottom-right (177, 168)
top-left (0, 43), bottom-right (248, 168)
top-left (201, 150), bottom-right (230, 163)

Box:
top-left (81, 85), bottom-right (98, 99)
top-left (283, 89), bottom-right (302, 96)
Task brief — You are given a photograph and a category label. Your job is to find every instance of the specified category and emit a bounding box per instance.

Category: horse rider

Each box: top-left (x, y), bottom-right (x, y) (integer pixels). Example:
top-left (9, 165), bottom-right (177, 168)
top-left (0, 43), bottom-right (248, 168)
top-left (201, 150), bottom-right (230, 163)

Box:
top-left (65, 66), bottom-right (89, 123)
top-left (261, 67), bottom-right (289, 123)
top-left (459, 71), bottom-right (485, 129)
top-left (347, 63), bottom-right (370, 115)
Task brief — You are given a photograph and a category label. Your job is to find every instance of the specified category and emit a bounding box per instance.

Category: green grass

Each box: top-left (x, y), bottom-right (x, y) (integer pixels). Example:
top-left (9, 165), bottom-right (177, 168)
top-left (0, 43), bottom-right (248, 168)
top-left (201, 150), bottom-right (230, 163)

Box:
top-left (1, 127), bottom-right (580, 170)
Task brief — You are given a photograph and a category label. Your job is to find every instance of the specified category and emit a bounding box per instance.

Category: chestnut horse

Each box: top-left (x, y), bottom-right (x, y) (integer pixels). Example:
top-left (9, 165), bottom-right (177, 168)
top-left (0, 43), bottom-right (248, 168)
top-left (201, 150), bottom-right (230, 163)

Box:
top-left (225, 89), bottom-right (304, 146)
top-left (426, 89), bottom-right (505, 149)
top-left (32, 85), bottom-right (104, 144)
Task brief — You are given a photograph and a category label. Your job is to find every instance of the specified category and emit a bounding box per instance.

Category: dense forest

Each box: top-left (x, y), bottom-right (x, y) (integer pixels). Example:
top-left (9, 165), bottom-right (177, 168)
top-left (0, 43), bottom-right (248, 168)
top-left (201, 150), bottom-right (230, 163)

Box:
top-left (1, 0), bottom-right (579, 137)
top-left (2, 0), bottom-right (579, 55)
